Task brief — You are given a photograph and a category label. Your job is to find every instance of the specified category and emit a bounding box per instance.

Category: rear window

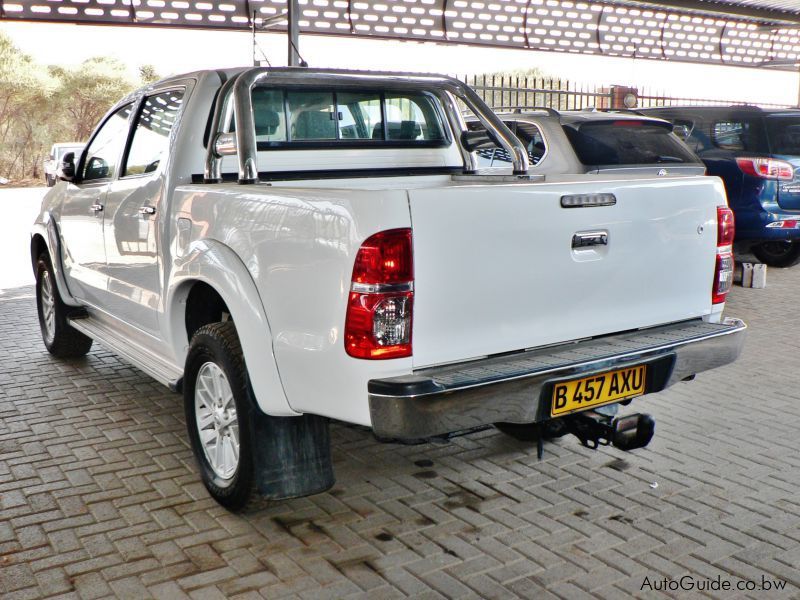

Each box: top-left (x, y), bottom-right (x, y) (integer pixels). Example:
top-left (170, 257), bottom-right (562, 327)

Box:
top-left (765, 117), bottom-right (800, 156)
top-left (563, 121), bottom-right (698, 166)
top-left (240, 88), bottom-right (447, 148)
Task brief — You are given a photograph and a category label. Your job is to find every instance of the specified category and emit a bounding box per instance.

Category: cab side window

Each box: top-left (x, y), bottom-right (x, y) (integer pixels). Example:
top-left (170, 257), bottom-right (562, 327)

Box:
top-left (123, 90), bottom-right (185, 177)
top-left (82, 104), bottom-right (133, 182)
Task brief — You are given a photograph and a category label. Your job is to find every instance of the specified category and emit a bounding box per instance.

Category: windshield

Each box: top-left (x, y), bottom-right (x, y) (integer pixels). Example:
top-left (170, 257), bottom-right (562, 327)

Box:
top-left (563, 121), bottom-right (698, 166)
top-left (765, 117), bottom-right (800, 156)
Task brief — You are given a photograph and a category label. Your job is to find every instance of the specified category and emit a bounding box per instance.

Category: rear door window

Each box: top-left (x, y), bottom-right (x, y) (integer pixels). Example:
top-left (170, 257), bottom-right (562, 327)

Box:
top-left (468, 120), bottom-right (546, 166)
top-left (765, 117), bottom-right (800, 155)
top-left (711, 119), bottom-right (768, 152)
top-left (123, 90), bottom-right (185, 176)
top-left (515, 122), bottom-right (546, 165)
top-left (563, 120), bottom-right (698, 166)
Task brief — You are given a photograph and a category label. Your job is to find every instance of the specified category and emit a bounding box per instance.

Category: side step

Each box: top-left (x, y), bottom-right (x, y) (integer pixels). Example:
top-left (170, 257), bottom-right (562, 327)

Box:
top-left (68, 316), bottom-right (183, 389)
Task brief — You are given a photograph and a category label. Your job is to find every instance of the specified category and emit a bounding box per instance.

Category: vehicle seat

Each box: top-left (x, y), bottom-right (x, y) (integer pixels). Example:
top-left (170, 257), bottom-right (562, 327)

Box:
top-left (255, 109), bottom-right (280, 137)
top-left (382, 120), bottom-right (422, 140)
top-left (294, 111), bottom-right (336, 139)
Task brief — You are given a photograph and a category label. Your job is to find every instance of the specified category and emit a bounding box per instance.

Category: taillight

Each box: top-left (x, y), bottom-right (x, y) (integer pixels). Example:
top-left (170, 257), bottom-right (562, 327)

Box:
top-left (717, 206), bottom-right (735, 247)
top-left (345, 229), bottom-right (413, 359)
top-left (713, 206), bottom-right (735, 305)
top-left (712, 252), bottom-right (734, 304)
top-left (735, 157), bottom-right (794, 181)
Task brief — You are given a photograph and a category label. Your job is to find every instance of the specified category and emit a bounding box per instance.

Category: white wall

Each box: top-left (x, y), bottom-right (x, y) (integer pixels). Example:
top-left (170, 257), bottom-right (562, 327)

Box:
top-left (0, 187), bottom-right (47, 291)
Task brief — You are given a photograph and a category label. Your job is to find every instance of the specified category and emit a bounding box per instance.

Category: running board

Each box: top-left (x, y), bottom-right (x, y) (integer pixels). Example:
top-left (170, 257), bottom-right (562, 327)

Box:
top-left (68, 316), bottom-right (183, 389)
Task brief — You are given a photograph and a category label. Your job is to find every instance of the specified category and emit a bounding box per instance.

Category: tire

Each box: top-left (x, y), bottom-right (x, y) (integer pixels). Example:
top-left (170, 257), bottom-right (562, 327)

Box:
top-left (45, 175), bottom-right (54, 187)
top-left (752, 241), bottom-right (800, 268)
top-left (35, 253), bottom-right (93, 358)
top-left (184, 321), bottom-right (258, 511)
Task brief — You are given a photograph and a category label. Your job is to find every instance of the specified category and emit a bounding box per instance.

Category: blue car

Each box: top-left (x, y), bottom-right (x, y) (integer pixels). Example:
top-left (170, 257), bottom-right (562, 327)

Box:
top-left (641, 106), bottom-right (800, 267)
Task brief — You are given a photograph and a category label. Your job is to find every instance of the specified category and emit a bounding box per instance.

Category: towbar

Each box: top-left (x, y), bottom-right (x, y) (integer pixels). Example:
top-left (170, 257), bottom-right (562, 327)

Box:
top-left (204, 67), bottom-right (530, 184)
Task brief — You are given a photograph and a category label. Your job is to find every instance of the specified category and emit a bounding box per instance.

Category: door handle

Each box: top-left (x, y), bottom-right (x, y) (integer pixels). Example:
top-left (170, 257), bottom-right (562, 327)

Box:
top-left (139, 206), bottom-right (156, 215)
top-left (90, 204), bottom-right (103, 213)
top-left (572, 231), bottom-right (609, 249)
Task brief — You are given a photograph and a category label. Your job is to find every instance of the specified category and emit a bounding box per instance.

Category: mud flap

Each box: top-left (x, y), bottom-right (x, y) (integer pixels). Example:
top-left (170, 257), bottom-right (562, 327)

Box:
top-left (250, 413), bottom-right (335, 500)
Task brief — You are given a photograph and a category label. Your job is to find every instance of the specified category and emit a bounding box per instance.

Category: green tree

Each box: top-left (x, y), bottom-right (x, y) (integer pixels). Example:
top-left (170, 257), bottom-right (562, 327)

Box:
top-left (50, 57), bottom-right (134, 142)
top-left (0, 36), bottom-right (171, 181)
top-left (0, 33), bottom-right (56, 179)
top-left (139, 64), bottom-right (161, 85)
top-left (468, 67), bottom-right (581, 110)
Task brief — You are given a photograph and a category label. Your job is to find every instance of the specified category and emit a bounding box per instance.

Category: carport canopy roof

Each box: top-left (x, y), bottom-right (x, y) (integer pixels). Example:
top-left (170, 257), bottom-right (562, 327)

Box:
top-left (4, 0), bottom-right (800, 70)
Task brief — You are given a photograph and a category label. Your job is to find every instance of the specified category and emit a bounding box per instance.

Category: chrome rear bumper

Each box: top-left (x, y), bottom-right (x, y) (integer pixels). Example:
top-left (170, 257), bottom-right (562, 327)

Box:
top-left (368, 318), bottom-right (746, 440)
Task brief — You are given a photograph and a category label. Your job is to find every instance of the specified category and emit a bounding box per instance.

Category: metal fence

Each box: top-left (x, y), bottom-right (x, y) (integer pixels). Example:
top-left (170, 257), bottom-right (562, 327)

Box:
top-left (460, 74), bottom-right (612, 111)
top-left (636, 91), bottom-right (792, 109)
top-left (460, 74), bottom-right (794, 111)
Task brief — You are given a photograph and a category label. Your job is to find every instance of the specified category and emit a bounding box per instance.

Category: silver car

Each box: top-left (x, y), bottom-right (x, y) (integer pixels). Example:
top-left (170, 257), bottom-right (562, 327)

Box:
top-left (466, 108), bottom-right (706, 177)
top-left (44, 142), bottom-right (83, 187)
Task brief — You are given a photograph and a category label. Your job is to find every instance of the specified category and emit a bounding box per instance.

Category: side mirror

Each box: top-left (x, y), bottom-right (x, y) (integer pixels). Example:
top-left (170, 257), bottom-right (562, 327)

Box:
top-left (461, 129), bottom-right (500, 152)
top-left (57, 152), bottom-right (77, 182)
top-left (84, 156), bottom-right (109, 180)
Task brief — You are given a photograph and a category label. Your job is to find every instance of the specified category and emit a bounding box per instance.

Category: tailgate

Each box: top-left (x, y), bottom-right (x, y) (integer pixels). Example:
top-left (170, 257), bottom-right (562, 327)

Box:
top-left (409, 176), bottom-right (725, 368)
top-left (777, 156), bottom-right (800, 211)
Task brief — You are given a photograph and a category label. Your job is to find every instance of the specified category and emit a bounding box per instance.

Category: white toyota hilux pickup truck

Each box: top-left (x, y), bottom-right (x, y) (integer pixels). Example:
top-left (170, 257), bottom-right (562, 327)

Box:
top-left (32, 67), bottom-right (746, 510)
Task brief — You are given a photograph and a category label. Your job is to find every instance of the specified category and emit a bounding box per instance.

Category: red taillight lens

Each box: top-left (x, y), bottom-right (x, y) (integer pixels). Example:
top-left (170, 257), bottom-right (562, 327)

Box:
top-left (713, 252), bottom-right (734, 305)
top-left (735, 157), bottom-right (794, 181)
top-left (351, 229), bottom-right (413, 285)
top-left (713, 205), bottom-right (735, 305)
top-left (717, 206), bottom-right (735, 247)
top-left (345, 228), bottom-right (413, 359)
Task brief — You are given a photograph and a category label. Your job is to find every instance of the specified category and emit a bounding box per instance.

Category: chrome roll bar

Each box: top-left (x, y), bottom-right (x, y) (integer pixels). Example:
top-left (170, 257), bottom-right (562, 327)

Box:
top-left (204, 67), bottom-right (530, 184)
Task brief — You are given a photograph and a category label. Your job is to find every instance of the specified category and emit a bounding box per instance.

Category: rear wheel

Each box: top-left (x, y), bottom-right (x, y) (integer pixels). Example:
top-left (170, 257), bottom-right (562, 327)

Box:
top-left (35, 253), bottom-right (93, 358)
top-left (752, 241), bottom-right (800, 268)
top-left (184, 322), bottom-right (257, 511)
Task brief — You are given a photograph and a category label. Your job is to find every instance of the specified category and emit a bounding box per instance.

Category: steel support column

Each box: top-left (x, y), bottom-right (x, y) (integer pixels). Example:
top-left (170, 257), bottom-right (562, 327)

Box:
top-left (288, 0), bottom-right (300, 67)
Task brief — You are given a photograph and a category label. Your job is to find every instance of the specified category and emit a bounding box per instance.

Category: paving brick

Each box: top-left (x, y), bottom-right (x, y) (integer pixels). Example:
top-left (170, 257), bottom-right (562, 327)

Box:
top-left (1, 222), bottom-right (800, 599)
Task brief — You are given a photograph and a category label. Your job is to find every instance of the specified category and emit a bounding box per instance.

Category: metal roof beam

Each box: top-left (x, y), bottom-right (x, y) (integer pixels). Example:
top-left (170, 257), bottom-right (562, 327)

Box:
top-left (632, 1), bottom-right (800, 26)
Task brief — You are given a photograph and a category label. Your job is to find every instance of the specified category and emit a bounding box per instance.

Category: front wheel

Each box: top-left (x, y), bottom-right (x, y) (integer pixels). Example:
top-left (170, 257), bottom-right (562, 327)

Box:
top-left (184, 322), bottom-right (257, 511)
top-left (35, 253), bottom-right (93, 358)
top-left (752, 241), bottom-right (800, 268)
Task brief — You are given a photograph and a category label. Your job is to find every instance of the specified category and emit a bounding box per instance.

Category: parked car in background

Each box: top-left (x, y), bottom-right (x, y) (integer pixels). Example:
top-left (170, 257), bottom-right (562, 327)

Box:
top-left (641, 106), bottom-right (800, 267)
top-left (466, 108), bottom-right (705, 177)
top-left (44, 143), bottom-right (83, 187)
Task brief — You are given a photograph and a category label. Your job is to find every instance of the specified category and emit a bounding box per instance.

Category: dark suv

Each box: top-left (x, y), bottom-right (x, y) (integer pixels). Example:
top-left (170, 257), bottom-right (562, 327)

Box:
top-left (642, 106), bottom-right (800, 267)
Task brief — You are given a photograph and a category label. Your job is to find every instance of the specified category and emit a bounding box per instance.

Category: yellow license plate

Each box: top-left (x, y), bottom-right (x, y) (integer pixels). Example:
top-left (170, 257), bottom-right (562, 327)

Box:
top-left (551, 365), bottom-right (647, 417)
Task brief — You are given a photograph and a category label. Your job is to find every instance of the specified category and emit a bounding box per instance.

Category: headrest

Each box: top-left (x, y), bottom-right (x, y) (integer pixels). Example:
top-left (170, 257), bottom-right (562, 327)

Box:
top-left (254, 109), bottom-right (280, 136)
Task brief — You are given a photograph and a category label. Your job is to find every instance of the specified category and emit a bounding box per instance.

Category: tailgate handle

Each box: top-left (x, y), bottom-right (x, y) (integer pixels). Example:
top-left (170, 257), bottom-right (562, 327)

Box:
top-left (572, 231), bottom-right (608, 249)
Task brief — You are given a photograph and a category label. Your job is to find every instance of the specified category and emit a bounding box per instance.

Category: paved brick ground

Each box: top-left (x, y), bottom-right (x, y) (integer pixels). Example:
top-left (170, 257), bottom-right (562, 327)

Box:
top-left (1, 236), bottom-right (799, 596)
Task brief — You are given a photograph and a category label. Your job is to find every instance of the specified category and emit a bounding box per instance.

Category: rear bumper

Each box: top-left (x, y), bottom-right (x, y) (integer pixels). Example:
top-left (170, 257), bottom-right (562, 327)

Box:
top-left (368, 318), bottom-right (746, 439)
top-left (734, 207), bottom-right (800, 241)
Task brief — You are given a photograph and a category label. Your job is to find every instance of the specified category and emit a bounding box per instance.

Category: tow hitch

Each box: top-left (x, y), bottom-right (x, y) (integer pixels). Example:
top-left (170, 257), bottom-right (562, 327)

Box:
top-left (563, 411), bottom-right (655, 452)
